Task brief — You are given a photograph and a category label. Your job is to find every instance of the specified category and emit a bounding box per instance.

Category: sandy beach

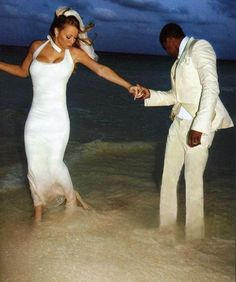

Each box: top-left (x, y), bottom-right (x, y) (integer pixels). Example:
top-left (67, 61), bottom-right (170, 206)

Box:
top-left (0, 141), bottom-right (235, 282)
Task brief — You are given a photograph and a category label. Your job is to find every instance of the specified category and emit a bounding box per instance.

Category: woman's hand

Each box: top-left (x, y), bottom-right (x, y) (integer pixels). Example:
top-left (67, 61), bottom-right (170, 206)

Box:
top-left (129, 84), bottom-right (150, 100)
top-left (128, 85), bottom-right (141, 98)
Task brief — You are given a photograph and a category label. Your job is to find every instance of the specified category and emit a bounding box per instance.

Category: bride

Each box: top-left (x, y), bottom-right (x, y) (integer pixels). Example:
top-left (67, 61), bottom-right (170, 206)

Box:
top-left (0, 7), bottom-right (141, 221)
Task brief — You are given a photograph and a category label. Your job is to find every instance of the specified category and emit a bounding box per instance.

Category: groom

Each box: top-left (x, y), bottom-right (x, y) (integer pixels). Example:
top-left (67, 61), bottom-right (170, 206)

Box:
top-left (138, 23), bottom-right (233, 239)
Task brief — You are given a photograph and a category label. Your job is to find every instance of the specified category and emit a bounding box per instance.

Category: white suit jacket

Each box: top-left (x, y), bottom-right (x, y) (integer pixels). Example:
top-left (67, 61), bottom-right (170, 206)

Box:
top-left (145, 37), bottom-right (234, 134)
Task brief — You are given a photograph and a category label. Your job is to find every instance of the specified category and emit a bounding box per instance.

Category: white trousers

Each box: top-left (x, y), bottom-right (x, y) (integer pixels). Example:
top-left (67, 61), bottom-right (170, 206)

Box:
top-left (159, 117), bottom-right (215, 239)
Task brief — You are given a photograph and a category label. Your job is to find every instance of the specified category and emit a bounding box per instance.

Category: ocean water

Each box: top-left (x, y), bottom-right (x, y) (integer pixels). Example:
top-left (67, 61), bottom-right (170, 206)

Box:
top-left (0, 46), bottom-right (235, 281)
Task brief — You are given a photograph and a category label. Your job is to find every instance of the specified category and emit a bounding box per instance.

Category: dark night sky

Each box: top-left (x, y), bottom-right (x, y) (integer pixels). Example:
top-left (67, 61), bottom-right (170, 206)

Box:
top-left (0, 0), bottom-right (236, 60)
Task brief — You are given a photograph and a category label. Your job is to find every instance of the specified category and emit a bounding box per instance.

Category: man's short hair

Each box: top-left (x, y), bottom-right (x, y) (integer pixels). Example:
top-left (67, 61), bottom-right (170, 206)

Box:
top-left (159, 23), bottom-right (185, 47)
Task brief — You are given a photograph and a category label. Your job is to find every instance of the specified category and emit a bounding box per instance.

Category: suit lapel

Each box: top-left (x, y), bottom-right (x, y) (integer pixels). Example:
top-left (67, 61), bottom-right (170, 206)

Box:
top-left (172, 59), bottom-right (179, 80)
top-left (171, 37), bottom-right (196, 82)
top-left (178, 37), bottom-right (194, 65)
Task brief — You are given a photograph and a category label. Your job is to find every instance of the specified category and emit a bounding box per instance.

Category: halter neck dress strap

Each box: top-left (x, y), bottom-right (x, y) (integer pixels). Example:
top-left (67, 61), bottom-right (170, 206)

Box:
top-left (32, 40), bottom-right (50, 60)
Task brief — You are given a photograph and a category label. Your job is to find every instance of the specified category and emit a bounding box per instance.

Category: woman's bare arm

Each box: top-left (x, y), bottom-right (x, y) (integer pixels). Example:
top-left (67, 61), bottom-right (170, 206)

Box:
top-left (0, 41), bottom-right (40, 78)
top-left (72, 48), bottom-right (133, 91)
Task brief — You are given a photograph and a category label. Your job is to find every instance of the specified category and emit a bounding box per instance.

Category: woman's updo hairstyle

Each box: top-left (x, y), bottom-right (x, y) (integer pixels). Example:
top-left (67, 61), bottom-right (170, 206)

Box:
top-left (49, 7), bottom-right (94, 48)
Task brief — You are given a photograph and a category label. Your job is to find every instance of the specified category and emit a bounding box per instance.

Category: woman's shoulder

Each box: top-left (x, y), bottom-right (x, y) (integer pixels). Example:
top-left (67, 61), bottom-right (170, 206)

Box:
top-left (69, 46), bottom-right (83, 56)
top-left (29, 40), bottom-right (46, 54)
top-left (69, 46), bottom-right (91, 63)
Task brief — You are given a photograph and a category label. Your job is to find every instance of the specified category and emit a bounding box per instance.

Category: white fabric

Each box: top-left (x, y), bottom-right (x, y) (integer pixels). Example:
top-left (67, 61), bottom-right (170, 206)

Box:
top-left (47, 35), bottom-right (62, 53)
top-left (56, 7), bottom-right (98, 61)
top-left (176, 36), bottom-right (194, 120)
top-left (144, 35), bottom-right (233, 240)
top-left (177, 106), bottom-right (193, 120)
top-left (25, 41), bottom-right (78, 208)
top-left (177, 36), bottom-right (189, 59)
top-left (159, 118), bottom-right (215, 239)
top-left (145, 37), bottom-right (234, 134)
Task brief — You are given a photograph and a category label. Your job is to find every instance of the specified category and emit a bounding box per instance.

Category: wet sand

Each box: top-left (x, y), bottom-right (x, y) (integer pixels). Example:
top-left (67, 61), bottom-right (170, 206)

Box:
top-left (0, 189), bottom-right (235, 282)
top-left (0, 142), bottom-right (235, 282)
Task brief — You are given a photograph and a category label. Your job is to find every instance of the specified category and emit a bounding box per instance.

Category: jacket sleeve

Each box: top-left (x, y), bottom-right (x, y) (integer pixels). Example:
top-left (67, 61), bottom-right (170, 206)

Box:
top-left (190, 40), bottom-right (219, 134)
top-left (144, 89), bottom-right (176, 107)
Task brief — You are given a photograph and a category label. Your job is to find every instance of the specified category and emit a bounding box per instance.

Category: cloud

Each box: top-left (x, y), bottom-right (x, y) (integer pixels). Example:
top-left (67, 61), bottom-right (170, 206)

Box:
top-left (0, 1), bottom-right (28, 18)
top-left (89, 7), bottom-right (118, 21)
top-left (105, 0), bottom-right (165, 11)
top-left (0, 0), bottom-right (51, 23)
top-left (59, 0), bottom-right (91, 11)
top-left (163, 13), bottom-right (215, 26)
top-left (2, 4), bottom-right (19, 17)
top-left (209, 0), bottom-right (236, 18)
top-left (0, 0), bottom-right (235, 60)
top-left (105, 0), bottom-right (188, 15)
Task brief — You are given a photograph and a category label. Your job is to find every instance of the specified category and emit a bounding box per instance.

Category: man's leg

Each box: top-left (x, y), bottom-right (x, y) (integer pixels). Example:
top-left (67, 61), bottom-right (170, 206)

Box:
top-left (159, 119), bottom-right (185, 229)
top-left (184, 132), bottom-right (215, 240)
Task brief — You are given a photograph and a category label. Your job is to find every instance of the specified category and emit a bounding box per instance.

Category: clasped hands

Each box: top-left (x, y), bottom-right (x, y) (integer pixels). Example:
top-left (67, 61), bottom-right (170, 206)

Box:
top-left (128, 84), bottom-right (150, 100)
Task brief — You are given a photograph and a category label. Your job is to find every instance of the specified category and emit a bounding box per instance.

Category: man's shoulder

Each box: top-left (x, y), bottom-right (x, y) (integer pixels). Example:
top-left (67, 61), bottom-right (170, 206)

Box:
top-left (190, 38), bottom-right (216, 60)
top-left (192, 39), bottom-right (213, 50)
top-left (184, 37), bottom-right (205, 53)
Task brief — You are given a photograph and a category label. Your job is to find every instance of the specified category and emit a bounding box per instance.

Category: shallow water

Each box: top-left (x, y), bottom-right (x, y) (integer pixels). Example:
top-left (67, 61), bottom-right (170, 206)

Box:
top-left (0, 141), bottom-right (235, 281)
top-left (0, 47), bottom-right (235, 281)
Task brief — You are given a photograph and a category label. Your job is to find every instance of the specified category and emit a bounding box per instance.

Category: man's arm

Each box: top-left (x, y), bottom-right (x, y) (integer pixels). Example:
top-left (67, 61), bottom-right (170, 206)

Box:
top-left (190, 40), bottom-right (219, 134)
top-left (143, 88), bottom-right (176, 107)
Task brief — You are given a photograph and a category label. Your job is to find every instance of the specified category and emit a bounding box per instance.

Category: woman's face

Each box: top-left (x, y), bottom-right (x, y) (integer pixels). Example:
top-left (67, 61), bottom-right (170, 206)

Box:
top-left (55, 24), bottom-right (79, 49)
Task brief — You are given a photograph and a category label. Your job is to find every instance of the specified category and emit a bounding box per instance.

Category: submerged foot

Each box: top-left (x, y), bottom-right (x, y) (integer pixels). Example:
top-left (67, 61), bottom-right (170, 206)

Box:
top-left (75, 191), bottom-right (90, 210)
top-left (33, 205), bottom-right (44, 222)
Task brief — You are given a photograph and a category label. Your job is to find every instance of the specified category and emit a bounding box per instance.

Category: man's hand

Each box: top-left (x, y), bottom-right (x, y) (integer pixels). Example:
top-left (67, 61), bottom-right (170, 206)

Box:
top-left (188, 130), bottom-right (202, 147)
top-left (131, 84), bottom-right (150, 100)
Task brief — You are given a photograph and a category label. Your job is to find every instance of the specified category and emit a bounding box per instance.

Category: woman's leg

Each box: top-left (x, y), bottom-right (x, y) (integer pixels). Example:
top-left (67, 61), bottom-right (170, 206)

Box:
top-left (34, 205), bottom-right (44, 222)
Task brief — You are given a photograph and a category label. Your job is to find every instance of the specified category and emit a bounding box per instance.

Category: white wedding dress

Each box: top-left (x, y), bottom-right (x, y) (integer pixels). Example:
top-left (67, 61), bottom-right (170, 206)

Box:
top-left (24, 40), bottom-right (87, 209)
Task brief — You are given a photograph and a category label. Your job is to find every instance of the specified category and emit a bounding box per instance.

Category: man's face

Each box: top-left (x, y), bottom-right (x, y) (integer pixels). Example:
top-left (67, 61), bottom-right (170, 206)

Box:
top-left (163, 37), bottom-right (179, 58)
